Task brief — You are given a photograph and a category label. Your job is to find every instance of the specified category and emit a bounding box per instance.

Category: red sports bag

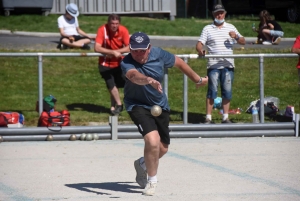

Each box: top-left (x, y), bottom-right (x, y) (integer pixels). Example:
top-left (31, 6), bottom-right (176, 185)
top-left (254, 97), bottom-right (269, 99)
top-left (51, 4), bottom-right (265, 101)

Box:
top-left (38, 110), bottom-right (70, 127)
top-left (0, 113), bottom-right (8, 127)
top-left (0, 112), bottom-right (24, 125)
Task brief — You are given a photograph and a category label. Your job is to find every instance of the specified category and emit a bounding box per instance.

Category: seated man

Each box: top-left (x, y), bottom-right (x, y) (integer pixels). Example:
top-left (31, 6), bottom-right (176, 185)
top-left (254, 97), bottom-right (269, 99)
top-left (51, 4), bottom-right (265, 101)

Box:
top-left (57, 3), bottom-right (93, 50)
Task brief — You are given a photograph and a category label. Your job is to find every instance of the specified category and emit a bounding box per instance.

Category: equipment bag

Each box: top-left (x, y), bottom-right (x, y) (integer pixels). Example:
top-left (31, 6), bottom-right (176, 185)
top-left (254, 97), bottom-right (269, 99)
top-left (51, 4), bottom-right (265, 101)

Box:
top-left (0, 112), bottom-right (25, 125)
top-left (0, 113), bottom-right (8, 127)
top-left (38, 110), bottom-right (70, 127)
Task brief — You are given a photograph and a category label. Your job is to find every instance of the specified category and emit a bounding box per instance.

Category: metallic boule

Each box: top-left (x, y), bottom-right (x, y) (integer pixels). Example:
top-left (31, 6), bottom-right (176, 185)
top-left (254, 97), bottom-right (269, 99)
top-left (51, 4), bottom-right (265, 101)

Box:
top-left (151, 105), bottom-right (162, 117)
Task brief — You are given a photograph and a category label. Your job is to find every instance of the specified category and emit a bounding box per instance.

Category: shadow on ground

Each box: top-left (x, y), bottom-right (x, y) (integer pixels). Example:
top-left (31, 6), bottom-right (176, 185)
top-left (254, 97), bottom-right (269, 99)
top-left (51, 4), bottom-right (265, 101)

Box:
top-left (65, 182), bottom-right (141, 195)
top-left (66, 103), bottom-right (110, 114)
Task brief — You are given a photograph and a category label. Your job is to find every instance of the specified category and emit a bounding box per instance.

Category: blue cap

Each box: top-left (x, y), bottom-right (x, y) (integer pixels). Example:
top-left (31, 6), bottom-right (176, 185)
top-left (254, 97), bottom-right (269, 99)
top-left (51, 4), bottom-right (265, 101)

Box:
top-left (66, 3), bottom-right (79, 17)
top-left (130, 32), bottom-right (150, 50)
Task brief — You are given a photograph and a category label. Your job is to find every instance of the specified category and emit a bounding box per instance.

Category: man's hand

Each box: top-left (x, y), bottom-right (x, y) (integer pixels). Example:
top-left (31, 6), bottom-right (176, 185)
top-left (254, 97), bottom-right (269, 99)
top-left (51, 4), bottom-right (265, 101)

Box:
top-left (198, 50), bottom-right (205, 57)
top-left (147, 77), bottom-right (163, 93)
top-left (69, 36), bottom-right (75, 43)
top-left (229, 31), bottom-right (236, 38)
top-left (196, 76), bottom-right (208, 88)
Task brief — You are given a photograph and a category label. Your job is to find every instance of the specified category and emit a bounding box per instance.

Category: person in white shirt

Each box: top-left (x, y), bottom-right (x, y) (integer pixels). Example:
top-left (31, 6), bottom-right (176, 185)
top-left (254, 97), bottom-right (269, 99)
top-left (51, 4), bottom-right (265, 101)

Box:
top-left (196, 4), bottom-right (245, 124)
top-left (57, 3), bottom-right (93, 50)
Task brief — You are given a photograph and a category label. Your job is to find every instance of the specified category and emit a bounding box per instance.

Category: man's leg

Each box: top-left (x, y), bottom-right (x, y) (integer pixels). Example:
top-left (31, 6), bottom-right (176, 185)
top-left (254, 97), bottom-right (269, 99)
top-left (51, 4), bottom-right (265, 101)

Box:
top-left (205, 69), bottom-right (219, 123)
top-left (142, 130), bottom-right (168, 196)
top-left (143, 131), bottom-right (168, 177)
top-left (61, 38), bottom-right (91, 48)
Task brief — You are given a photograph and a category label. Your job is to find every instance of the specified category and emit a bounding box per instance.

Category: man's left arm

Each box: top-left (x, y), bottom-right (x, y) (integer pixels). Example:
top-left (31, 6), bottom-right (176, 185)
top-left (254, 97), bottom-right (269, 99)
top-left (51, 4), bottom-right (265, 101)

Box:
top-left (173, 56), bottom-right (208, 87)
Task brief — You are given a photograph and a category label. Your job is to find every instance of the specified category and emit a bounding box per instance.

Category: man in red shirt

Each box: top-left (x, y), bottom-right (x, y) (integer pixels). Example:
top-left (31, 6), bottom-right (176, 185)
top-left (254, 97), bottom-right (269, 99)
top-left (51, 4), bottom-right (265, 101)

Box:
top-left (291, 35), bottom-right (300, 88)
top-left (95, 14), bottom-right (130, 115)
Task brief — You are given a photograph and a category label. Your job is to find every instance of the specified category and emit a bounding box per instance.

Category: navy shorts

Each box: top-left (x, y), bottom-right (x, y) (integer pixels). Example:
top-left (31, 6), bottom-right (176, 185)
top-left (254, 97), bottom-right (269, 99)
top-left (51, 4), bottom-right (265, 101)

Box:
top-left (98, 65), bottom-right (125, 90)
top-left (128, 106), bottom-right (170, 145)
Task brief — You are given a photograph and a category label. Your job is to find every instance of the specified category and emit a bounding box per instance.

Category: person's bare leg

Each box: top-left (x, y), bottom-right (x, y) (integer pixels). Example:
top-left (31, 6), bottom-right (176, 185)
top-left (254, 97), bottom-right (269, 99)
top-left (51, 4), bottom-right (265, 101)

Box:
top-left (143, 130), bottom-right (168, 177)
top-left (222, 98), bottom-right (230, 114)
top-left (109, 86), bottom-right (122, 106)
top-left (206, 98), bottom-right (214, 115)
top-left (262, 29), bottom-right (271, 41)
top-left (61, 38), bottom-right (91, 48)
top-left (110, 94), bottom-right (116, 111)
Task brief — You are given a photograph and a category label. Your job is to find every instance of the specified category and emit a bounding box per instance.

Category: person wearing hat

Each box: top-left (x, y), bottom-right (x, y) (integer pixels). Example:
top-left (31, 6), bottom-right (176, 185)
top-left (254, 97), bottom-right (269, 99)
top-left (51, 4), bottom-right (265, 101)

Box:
top-left (57, 3), bottom-right (93, 50)
top-left (196, 4), bottom-right (245, 124)
top-left (94, 14), bottom-right (130, 115)
top-left (121, 32), bottom-right (208, 196)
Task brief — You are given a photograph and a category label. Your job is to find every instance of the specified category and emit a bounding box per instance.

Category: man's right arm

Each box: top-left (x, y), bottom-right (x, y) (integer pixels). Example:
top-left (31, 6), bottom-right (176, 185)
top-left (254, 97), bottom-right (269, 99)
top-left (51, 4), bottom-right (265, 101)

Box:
top-left (126, 69), bottom-right (163, 93)
top-left (196, 41), bottom-right (205, 56)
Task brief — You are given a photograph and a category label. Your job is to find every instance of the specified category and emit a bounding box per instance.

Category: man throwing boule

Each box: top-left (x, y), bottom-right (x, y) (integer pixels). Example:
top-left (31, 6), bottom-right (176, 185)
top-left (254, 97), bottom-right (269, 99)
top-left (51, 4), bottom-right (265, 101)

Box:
top-left (121, 32), bottom-right (208, 196)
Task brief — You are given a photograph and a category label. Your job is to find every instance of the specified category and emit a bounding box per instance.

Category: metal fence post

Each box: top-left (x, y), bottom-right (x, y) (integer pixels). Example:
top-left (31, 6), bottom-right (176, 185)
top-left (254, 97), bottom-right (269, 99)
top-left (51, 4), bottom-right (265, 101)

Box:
top-left (164, 68), bottom-right (168, 98)
top-left (38, 53), bottom-right (43, 115)
top-left (109, 116), bottom-right (118, 140)
top-left (183, 57), bottom-right (188, 124)
top-left (295, 114), bottom-right (299, 137)
top-left (259, 55), bottom-right (265, 123)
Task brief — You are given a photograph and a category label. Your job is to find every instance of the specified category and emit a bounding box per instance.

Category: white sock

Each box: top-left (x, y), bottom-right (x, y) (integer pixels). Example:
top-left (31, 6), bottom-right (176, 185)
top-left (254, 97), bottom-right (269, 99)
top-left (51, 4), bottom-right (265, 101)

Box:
top-left (148, 175), bottom-right (157, 183)
top-left (222, 114), bottom-right (228, 121)
top-left (206, 114), bottom-right (212, 120)
top-left (139, 157), bottom-right (146, 170)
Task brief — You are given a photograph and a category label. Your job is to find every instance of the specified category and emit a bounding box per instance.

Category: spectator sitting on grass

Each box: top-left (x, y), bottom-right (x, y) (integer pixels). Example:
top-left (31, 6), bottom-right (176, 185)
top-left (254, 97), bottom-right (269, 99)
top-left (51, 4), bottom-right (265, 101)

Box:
top-left (258, 10), bottom-right (284, 45)
top-left (57, 3), bottom-right (93, 50)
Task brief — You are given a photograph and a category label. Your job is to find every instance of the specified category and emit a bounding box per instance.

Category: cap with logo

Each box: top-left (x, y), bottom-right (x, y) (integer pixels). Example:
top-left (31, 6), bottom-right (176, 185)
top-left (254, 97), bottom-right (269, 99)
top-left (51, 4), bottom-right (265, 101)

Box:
top-left (212, 4), bottom-right (226, 13)
top-left (129, 32), bottom-right (150, 50)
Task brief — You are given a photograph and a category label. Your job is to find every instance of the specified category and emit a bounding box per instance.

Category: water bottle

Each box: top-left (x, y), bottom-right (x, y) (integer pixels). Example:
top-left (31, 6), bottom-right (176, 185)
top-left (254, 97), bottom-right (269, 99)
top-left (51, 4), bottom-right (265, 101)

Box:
top-left (252, 23), bottom-right (256, 32)
top-left (252, 106), bottom-right (259, 123)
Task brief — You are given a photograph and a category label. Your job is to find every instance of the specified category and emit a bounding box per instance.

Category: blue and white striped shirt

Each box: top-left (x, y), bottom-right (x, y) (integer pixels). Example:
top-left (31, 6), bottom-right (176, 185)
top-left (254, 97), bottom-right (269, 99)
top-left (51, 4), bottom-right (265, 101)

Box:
top-left (198, 22), bottom-right (242, 69)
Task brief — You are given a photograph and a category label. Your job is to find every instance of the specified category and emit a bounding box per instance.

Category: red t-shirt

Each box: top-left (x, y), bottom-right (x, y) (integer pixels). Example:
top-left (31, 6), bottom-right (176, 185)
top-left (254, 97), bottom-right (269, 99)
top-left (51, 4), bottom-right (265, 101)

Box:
top-left (95, 24), bottom-right (129, 68)
top-left (292, 35), bottom-right (300, 69)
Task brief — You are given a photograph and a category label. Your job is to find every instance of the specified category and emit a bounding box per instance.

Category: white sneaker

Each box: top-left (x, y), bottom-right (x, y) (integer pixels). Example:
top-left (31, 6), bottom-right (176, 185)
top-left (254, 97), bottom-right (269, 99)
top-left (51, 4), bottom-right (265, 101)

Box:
top-left (134, 158), bottom-right (147, 188)
top-left (262, 41), bottom-right (272, 45)
top-left (272, 37), bottom-right (281, 45)
top-left (142, 181), bottom-right (157, 196)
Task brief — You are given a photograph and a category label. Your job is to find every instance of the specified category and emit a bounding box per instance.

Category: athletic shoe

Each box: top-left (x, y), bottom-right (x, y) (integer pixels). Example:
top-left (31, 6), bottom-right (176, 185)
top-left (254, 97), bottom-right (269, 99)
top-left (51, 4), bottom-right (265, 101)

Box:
top-left (142, 181), bottom-right (157, 196)
top-left (57, 44), bottom-right (69, 50)
top-left (272, 37), bottom-right (281, 45)
top-left (111, 105), bottom-right (123, 116)
top-left (81, 44), bottom-right (91, 50)
top-left (134, 158), bottom-right (147, 188)
top-left (221, 118), bottom-right (233, 123)
top-left (203, 118), bottom-right (214, 124)
top-left (262, 41), bottom-right (272, 45)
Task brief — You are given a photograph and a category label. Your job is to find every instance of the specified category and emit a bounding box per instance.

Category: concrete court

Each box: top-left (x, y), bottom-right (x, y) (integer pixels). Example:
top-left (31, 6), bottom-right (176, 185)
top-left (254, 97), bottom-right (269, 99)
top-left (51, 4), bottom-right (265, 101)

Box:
top-left (0, 137), bottom-right (300, 201)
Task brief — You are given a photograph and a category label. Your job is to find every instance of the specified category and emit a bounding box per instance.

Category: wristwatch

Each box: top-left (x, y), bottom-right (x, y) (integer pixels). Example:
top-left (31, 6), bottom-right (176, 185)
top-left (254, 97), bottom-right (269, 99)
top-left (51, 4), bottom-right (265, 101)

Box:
top-left (196, 77), bottom-right (202, 84)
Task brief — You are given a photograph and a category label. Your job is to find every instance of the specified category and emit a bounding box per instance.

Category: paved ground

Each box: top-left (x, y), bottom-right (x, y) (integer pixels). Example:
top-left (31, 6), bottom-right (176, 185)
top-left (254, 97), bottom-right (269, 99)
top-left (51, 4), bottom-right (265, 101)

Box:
top-left (0, 31), bottom-right (295, 50)
top-left (1, 137), bottom-right (300, 201)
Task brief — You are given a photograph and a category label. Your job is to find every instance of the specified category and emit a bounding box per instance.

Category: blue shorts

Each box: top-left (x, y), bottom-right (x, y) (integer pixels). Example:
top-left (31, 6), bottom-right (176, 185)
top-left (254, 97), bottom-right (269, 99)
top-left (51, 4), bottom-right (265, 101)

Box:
top-left (206, 68), bottom-right (234, 100)
top-left (270, 30), bottom-right (284, 37)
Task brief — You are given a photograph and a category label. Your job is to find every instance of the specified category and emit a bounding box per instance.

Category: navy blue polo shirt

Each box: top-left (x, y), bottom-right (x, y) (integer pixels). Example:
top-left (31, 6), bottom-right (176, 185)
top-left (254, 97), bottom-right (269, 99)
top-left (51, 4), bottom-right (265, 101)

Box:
top-left (121, 47), bottom-right (175, 111)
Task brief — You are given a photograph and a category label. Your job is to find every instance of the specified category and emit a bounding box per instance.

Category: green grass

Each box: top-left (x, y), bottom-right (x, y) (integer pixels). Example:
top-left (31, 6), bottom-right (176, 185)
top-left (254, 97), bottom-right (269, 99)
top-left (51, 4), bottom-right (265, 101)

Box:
top-left (0, 14), bottom-right (300, 37)
top-left (0, 47), bottom-right (299, 126)
top-left (0, 15), bottom-right (299, 126)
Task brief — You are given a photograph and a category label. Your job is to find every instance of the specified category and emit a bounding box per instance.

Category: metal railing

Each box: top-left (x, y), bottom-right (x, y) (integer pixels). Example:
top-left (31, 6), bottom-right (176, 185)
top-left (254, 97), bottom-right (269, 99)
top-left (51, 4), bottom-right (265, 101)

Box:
top-left (0, 52), bottom-right (299, 141)
top-left (0, 52), bottom-right (298, 123)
